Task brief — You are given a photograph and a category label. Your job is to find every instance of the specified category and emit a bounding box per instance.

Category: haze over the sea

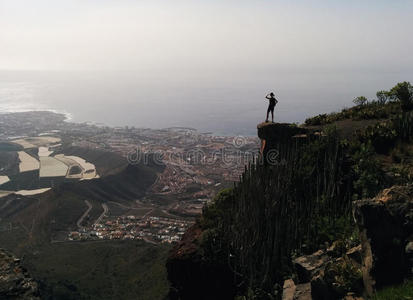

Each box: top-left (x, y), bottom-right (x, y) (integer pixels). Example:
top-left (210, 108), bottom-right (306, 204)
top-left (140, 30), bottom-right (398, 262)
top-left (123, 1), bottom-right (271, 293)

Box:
top-left (1, 0), bottom-right (412, 135)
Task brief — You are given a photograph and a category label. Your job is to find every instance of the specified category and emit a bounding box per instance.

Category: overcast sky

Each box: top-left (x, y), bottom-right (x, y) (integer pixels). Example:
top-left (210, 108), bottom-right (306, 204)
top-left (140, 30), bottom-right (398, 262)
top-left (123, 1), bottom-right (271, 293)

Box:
top-left (1, 0), bottom-right (413, 72)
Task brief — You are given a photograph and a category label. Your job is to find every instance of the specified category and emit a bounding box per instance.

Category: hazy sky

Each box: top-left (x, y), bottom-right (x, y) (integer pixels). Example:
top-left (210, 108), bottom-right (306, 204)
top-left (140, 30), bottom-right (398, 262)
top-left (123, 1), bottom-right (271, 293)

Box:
top-left (1, 0), bottom-right (413, 72)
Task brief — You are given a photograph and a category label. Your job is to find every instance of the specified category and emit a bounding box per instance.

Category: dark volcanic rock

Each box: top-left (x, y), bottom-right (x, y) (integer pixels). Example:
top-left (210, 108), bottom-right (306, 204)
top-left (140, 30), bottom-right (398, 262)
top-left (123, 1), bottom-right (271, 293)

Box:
top-left (294, 250), bottom-right (331, 283)
top-left (0, 249), bottom-right (40, 299)
top-left (166, 223), bottom-right (236, 300)
top-left (294, 246), bottom-right (364, 300)
top-left (257, 123), bottom-right (311, 165)
top-left (353, 184), bottom-right (413, 295)
top-left (257, 122), bottom-right (308, 141)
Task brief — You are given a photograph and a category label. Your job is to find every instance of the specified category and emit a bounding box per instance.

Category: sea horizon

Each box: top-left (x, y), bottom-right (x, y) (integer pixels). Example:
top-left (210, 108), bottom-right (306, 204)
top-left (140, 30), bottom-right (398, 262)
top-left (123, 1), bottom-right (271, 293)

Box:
top-left (1, 69), bottom-right (412, 136)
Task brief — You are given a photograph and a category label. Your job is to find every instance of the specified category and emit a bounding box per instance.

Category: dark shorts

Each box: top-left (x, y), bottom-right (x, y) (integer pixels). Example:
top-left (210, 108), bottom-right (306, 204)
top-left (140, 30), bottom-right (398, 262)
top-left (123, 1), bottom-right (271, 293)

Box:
top-left (267, 104), bottom-right (275, 112)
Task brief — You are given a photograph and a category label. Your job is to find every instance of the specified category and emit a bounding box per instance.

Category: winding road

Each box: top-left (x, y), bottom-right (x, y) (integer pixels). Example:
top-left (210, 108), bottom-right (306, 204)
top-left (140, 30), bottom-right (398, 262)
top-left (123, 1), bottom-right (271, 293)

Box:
top-left (77, 200), bottom-right (92, 228)
top-left (94, 203), bottom-right (108, 225)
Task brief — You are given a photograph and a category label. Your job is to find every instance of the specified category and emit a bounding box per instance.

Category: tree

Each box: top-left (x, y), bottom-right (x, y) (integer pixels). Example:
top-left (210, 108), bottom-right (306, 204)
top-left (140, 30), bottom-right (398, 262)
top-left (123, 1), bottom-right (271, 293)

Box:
top-left (389, 82), bottom-right (413, 112)
top-left (353, 96), bottom-right (368, 106)
top-left (376, 90), bottom-right (390, 105)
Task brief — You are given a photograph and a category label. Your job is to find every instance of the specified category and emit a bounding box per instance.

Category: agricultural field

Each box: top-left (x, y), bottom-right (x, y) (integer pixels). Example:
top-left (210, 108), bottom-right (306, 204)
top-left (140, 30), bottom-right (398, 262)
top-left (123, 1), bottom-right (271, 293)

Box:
top-left (54, 154), bottom-right (83, 178)
top-left (0, 176), bottom-right (10, 185)
top-left (0, 187), bottom-right (51, 198)
top-left (17, 151), bottom-right (40, 172)
top-left (12, 136), bottom-right (61, 149)
top-left (66, 155), bottom-right (98, 179)
top-left (15, 188), bottom-right (51, 196)
top-left (39, 157), bottom-right (69, 178)
top-left (38, 146), bottom-right (53, 157)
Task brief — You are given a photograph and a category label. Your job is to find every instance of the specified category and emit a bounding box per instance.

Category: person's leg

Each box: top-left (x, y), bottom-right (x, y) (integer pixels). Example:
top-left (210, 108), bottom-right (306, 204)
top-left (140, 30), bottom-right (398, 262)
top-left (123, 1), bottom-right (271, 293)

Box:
top-left (266, 106), bottom-right (270, 122)
top-left (271, 109), bottom-right (274, 122)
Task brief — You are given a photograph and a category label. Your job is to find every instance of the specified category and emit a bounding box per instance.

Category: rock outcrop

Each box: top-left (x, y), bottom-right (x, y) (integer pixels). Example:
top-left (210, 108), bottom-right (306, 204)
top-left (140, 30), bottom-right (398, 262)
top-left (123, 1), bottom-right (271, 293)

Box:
top-left (282, 279), bottom-right (312, 300)
top-left (0, 249), bottom-right (40, 299)
top-left (353, 184), bottom-right (413, 295)
top-left (291, 244), bottom-right (363, 300)
top-left (257, 123), bottom-right (315, 165)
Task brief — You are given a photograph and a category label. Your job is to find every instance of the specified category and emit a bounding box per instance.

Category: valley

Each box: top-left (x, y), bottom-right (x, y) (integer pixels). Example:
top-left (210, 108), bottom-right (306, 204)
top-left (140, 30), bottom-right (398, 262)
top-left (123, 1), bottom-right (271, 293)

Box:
top-left (0, 111), bottom-right (258, 299)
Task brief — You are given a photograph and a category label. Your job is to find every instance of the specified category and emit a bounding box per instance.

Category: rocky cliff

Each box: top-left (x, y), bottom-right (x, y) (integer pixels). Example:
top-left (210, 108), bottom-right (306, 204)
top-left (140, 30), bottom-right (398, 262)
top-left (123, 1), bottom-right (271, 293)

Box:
top-left (166, 121), bottom-right (413, 300)
top-left (353, 184), bottom-right (413, 296)
top-left (0, 249), bottom-right (40, 299)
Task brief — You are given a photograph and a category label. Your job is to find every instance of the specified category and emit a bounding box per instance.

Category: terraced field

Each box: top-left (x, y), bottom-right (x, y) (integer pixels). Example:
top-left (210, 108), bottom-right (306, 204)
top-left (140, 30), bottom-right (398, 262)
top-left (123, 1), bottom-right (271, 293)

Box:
top-left (39, 157), bottom-right (69, 177)
top-left (0, 176), bottom-right (10, 185)
top-left (17, 151), bottom-right (40, 172)
top-left (12, 136), bottom-right (61, 149)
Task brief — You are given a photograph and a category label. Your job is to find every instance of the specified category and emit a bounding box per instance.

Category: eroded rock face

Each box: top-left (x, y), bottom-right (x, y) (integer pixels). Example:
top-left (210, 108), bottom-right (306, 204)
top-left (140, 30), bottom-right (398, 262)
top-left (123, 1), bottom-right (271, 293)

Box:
top-left (0, 249), bottom-right (40, 299)
top-left (257, 123), bottom-right (309, 165)
top-left (353, 185), bottom-right (413, 295)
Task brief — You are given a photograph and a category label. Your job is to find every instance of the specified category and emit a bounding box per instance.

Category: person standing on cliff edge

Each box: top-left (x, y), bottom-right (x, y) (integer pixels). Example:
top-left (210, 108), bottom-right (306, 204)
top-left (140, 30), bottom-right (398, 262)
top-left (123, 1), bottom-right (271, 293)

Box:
top-left (265, 92), bottom-right (278, 122)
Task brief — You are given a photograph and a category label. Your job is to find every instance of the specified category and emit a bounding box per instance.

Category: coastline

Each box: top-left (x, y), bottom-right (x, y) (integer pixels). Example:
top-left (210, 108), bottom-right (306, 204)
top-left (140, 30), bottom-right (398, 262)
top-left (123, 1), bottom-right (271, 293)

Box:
top-left (0, 109), bottom-right (258, 137)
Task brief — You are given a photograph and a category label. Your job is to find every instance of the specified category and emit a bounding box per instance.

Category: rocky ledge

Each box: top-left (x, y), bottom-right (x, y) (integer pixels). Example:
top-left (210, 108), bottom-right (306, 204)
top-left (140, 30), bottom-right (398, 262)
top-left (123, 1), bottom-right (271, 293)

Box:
top-left (0, 249), bottom-right (40, 300)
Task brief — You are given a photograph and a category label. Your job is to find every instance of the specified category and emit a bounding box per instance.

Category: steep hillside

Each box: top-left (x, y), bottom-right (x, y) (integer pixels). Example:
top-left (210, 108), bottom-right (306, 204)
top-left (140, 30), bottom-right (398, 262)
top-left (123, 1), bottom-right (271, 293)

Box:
top-left (23, 241), bottom-right (171, 300)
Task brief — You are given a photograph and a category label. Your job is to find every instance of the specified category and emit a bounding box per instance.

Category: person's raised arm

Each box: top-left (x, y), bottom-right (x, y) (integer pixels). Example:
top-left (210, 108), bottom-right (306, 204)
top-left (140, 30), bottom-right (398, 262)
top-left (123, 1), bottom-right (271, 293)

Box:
top-left (265, 94), bottom-right (271, 100)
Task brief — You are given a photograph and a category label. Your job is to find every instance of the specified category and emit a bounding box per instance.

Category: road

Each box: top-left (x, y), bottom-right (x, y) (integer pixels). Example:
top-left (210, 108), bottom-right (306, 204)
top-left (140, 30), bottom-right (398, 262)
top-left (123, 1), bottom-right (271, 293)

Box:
top-left (77, 200), bottom-right (92, 228)
top-left (94, 203), bottom-right (108, 225)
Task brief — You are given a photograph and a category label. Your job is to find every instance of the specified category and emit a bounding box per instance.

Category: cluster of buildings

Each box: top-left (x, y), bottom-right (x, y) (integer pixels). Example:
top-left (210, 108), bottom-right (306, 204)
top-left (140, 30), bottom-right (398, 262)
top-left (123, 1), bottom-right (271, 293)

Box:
top-left (68, 216), bottom-right (193, 244)
top-left (1, 111), bottom-right (258, 243)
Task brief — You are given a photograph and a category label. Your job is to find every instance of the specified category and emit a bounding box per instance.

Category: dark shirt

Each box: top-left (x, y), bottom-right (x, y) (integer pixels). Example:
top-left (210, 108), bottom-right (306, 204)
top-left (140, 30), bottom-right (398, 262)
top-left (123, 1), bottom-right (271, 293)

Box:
top-left (268, 96), bottom-right (277, 107)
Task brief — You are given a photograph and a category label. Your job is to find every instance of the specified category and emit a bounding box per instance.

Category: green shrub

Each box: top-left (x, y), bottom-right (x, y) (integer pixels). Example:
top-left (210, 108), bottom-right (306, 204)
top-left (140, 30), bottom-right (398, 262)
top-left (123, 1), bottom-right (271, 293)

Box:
top-left (358, 121), bottom-right (397, 154)
top-left (390, 82), bottom-right (413, 112)
top-left (323, 257), bottom-right (364, 297)
top-left (376, 90), bottom-right (391, 105)
top-left (352, 142), bottom-right (386, 199)
top-left (353, 96), bottom-right (368, 106)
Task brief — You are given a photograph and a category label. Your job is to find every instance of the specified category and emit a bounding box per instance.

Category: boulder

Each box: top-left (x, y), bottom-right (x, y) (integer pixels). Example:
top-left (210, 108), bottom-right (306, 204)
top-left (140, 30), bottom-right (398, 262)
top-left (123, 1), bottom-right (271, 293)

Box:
top-left (295, 283), bottom-right (312, 300)
top-left (353, 185), bottom-right (413, 295)
top-left (282, 279), bottom-right (311, 300)
top-left (310, 258), bottom-right (363, 300)
top-left (346, 245), bottom-right (362, 265)
top-left (294, 250), bottom-right (331, 283)
top-left (282, 279), bottom-right (296, 300)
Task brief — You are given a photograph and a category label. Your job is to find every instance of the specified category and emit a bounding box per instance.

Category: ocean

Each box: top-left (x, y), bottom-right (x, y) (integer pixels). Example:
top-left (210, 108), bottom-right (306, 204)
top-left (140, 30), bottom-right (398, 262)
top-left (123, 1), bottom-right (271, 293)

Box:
top-left (0, 70), bottom-right (411, 136)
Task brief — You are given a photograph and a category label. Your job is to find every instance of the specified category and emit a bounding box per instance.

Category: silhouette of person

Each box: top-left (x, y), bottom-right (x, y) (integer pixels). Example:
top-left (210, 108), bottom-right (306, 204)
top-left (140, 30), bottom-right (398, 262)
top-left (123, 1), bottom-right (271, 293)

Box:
top-left (265, 92), bottom-right (278, 122)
